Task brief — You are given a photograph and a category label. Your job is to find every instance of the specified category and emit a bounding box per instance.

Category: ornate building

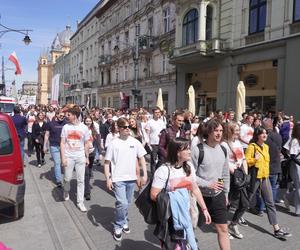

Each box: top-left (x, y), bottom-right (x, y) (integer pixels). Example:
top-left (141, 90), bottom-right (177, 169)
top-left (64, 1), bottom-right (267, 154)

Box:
top-left (37, 25), bottom-right (73, 105)
top-left (172, 0), bottom-right (300, 119)
top-left (66, 0), bottom-right (177, 112)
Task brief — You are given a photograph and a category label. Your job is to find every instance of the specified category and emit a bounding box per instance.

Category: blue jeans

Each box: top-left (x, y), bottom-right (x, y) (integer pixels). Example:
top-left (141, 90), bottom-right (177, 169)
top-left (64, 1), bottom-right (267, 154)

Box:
top-left (50, 146), bottom-right (62, 183)
top-left (113, 180), bottom-right (135, 231)
top-left (256, 174), bottom-right (278, 211)
top-left (20, 139), bottom-right (25, 161)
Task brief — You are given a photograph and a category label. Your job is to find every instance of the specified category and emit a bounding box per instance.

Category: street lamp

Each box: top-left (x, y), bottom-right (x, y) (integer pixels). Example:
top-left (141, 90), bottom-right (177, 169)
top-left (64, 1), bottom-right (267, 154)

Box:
top-left (0, 16), bottom-right (33, 45)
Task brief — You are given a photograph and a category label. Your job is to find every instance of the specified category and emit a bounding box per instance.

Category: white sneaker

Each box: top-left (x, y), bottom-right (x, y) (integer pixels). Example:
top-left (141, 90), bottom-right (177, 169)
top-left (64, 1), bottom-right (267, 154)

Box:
top-left (64, 192), bottom-right (69, 201)
top-left (122, 224), bottom-right (130, 234)
top-left (229, 223), bottom-right (243, 239)
top-left (77, 203), bottom-right (87, 212)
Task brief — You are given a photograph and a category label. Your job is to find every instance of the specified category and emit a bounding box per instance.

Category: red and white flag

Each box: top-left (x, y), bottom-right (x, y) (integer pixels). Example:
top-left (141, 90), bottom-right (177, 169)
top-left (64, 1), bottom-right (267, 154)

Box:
top-left (8, 51), bottom-right (22, 75)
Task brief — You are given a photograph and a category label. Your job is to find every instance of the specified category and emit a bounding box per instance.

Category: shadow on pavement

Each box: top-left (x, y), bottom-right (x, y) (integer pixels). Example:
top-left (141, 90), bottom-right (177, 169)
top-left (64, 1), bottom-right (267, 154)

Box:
top-left (114, 239), bottom-right (160, 250)
top-left (87, 204), bottom-right (114, 233)
top-left (144, 224), bottom-right (160, 247)
top-left (92, 179), bottom-right (115, 197)
top-left (246, 220), bottom-right (277, 238)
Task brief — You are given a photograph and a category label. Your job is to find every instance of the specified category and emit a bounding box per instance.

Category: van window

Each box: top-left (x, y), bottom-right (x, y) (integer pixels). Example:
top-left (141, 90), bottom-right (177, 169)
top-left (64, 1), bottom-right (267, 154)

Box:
top-left (0, 121), bottom-right (13, 155)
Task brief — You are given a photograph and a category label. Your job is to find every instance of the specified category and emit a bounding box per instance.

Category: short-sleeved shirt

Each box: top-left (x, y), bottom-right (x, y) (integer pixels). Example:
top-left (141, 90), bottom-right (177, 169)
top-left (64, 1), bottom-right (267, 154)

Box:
top-left (152, 163), bottom-right (196, 192)
top-left (284, 138), bottom-right (300, 166)
top-left (45, 119), bottom-right (66, 146)
top-left (221, 140), bottom-right (244, 171)
top-left (240, 123), bottom-right (254, 149)
top-left (105, 136), bottom-right (147, 182)
top-left (61, 123), bottom-right (90, 158)
top-left (145, 118), bottom-right (166, 145)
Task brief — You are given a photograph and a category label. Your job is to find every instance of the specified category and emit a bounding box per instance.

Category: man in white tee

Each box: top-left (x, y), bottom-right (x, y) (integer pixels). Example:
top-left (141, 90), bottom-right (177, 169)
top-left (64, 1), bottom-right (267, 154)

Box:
top-left (104, 117), bottom-right (147, 242)
top-left (145, 107), bottom-right (166, 174)
top-left (61, 105), bottom-right (90, 212)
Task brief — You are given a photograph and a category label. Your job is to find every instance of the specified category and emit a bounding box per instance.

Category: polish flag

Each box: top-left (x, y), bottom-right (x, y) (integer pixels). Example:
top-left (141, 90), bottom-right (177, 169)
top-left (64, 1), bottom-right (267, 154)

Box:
top-left (8, 51), bottom-right (22, 75)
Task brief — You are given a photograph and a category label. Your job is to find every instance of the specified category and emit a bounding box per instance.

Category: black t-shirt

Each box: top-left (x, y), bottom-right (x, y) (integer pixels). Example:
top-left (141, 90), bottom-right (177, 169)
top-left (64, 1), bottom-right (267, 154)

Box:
top-left (45, 119), bottom-right (67, 146)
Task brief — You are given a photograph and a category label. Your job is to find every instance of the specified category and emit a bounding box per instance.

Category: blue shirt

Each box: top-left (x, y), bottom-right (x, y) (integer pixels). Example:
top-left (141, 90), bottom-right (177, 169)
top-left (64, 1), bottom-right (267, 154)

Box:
top-left (11, 114), bottom-right (27, 140)
top-left (45, 119), bottom-right (66, 146)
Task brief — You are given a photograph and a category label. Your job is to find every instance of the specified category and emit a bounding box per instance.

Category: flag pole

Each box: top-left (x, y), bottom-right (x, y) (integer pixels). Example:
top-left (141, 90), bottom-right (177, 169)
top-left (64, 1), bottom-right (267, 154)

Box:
top-left (1, 56), bottom-right (5, 95)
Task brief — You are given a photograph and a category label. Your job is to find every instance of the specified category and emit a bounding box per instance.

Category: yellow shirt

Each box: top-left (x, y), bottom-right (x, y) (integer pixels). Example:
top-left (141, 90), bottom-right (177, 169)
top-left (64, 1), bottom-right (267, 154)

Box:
top-left (245, 143), bottom-right (270, 179)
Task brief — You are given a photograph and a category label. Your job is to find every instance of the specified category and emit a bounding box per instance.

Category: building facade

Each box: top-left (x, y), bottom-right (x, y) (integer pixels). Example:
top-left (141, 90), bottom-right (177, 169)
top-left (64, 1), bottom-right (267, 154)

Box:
top-left (37, 25), bottom-right (73, 105)
top-left (66, 0), bottom-right (177, 112)
top-left (172, 0), bottom-right (300, 119)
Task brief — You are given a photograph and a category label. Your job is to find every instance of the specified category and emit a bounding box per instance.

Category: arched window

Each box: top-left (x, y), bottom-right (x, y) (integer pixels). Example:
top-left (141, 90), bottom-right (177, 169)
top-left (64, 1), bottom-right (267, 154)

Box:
top-left (182, 9), bottom-right (199, 46)
top-left (206, 5), bottom-right (213, 40)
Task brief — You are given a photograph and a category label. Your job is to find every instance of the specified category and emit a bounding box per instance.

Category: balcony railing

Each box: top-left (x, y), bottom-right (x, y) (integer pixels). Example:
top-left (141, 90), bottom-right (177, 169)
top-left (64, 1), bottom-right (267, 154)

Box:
top-left (173, 38), bottom-right (228, 58)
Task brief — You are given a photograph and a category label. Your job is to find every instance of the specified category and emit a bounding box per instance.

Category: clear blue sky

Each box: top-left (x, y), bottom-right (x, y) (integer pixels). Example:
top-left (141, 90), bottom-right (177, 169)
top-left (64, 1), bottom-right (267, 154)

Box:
top-left (1, 0), bottom-right (99, 91)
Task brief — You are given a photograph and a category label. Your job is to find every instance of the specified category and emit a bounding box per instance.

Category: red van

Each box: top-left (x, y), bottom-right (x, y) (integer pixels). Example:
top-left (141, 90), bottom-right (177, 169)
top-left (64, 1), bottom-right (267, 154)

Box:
top-left (0, 112), bottom-right (25, 219)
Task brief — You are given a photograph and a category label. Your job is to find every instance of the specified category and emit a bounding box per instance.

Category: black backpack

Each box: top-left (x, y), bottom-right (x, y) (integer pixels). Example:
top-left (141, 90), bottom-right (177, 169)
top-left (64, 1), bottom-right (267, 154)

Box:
top-left (196, 142), bottom-right (227, 170)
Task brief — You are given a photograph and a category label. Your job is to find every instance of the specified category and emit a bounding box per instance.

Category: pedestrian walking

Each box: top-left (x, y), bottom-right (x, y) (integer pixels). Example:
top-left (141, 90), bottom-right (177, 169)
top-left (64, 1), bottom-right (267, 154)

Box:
top-left (151, 137), bottom-right (211, 249)
top-left (60, 105), bottom-right (90, 212)
top-left (11, 106), bottom-right (27, 161)
top-left (32, 112), bottom-right (47, 168)
top-left (43, 109), bottom-right (66, 186)
top-left (191, 118), bottom-right (230, 250)
top-left (245, 126), bottom-right (292, 239)
top-left (104, 117), bottom-right (147, 241)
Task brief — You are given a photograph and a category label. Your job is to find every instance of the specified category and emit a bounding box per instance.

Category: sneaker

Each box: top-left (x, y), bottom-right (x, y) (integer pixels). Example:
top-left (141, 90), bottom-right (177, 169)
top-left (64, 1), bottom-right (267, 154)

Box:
top-left (228, 233), bottom-right (234, 240)
top-left (41, 159), bottom-right (46, 165)
top-left (113, 228), bottom-right (123, 241)
top-left (85, 194), bottom-right (91, 201)
top-left (122, 224), bottom-right (130, 234)
top-left (283, 196), bottom-right (290, 211)
top-left (258, 210), bottom-right (264, 217)
top-left (64, 192), bottom-right (69, 201)
top-left (274, 227), bottom-right (292, 239)
top-left (229, 223), bottom-right (243, 239)
top-left (56, 182), bottom-right (62, 188)
top-left (37, 163), bottom-right (42, 168)
top-left (77, 203), bottom-right (87, 212)
top-left (238, 217), bottom-right (248, 227)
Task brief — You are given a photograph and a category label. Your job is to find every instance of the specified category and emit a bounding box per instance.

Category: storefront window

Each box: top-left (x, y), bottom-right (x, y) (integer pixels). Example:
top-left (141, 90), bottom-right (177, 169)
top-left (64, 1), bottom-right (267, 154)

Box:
top-left (246, 96), bottom-right (276, 113)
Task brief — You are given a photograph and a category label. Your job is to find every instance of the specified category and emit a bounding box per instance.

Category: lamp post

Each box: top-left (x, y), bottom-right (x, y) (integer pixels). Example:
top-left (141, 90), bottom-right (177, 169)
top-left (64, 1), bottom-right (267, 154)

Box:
top-left (114, 28), bottom-right (142, 108)
top-left (0, 16), bottom-right (32, 95)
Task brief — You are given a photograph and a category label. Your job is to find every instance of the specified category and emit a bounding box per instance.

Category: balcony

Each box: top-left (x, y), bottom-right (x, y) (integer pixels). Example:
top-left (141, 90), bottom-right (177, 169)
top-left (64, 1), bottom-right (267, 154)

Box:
top-left (138, 35), bottom-right (155, 54)
top-left (79, 63), bottom-right (83, 73)
top-left (98, 55), bottom-right (112, 67)
top-left (82, 81), bottom-right (92, 89)
top-left (172, 38), bottom-right (228, 59)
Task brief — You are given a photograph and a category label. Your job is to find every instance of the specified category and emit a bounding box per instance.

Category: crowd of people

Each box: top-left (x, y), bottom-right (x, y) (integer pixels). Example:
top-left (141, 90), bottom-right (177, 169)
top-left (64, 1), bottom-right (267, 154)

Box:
top-left (10, 103), bottom-right (300, 249)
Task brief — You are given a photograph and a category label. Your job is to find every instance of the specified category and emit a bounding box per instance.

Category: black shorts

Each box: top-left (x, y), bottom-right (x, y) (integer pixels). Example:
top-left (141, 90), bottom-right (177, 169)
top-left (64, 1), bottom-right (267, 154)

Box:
top-left (202, 191), bottom-right (227, 224)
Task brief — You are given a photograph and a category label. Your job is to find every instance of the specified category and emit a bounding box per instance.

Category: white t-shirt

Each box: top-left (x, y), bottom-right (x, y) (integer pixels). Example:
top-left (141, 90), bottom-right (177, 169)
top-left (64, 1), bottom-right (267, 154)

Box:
top-left (105, 136), bottom-right (147, 182)
top-left (284, 138), bottom-right (300, 165)
top-left (61, 123), bottom-right (90, 158)
top-left (240, 123), bottom-right (254, 149)
top-left (145, 118), bottom-right (166, 145)
top-left (152, 163), bottom-right (196, 192)
top-left (221, 140), bottom-right (245, 172)
top-left (105, 132), bottom-right (119, 149)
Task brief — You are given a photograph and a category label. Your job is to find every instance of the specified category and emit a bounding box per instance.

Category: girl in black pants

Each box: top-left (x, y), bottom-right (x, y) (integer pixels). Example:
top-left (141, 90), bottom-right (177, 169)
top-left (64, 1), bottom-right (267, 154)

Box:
top-left (83, 115), bottom-right (101, 200)
top-left (32, 112), bottom-right (47, 168)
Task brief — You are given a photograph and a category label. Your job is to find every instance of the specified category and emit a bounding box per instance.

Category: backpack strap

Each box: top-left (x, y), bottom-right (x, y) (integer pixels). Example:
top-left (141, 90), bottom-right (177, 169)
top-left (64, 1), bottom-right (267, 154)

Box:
top-left (197, 142), bottom-right (227, 170)
top-left (197, 143), bottom-right (204, 170)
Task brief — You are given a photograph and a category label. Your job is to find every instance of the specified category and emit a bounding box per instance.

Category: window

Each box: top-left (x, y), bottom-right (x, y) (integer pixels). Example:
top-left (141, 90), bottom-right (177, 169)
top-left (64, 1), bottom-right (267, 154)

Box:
top-left (101, 45), bottom-right (104, 56)
top-left (163, 7), bottom-right (170, 33)
top-left (135, 24), bottom-right (140, 36)
top-left (101, 71), bottom-right (104, 85)
top-left (124, 65), bottom-right (128, 81)
top-left (206, 5), bottom-right (213, 40)
top-left (294, 0), bottom-right (300, 22)
top-left (148, 17), bottom-right (153, 36)
top-left (116, 36), bottom-right (120, 49)
top-left (115, 67), bottom-right (119, 83)
top-left (0, 121), bottom-right (13, 155)
top-left (162, 54), bottom-right (167, 73)
top-left (125, 31), bottom-right (129, 47)
top-left (182, 9), bottom-right (199, 46)
top-left (249, 0), bottom-right (267, 34)
top-left (108, 41), bottom-right (111, 54)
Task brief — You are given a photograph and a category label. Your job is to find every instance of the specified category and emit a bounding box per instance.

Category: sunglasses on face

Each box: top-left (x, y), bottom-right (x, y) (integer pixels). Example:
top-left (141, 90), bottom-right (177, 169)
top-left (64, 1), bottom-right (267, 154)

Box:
top-left (119, 125), bottom-right (130, 129)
